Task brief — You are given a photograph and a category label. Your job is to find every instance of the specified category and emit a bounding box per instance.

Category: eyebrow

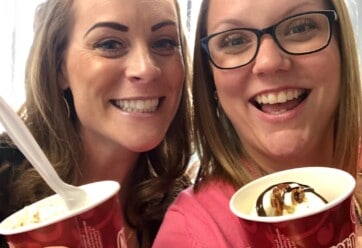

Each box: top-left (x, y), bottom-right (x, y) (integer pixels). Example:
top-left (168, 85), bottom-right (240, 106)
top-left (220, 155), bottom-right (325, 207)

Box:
top-left (84, 22), bottom-right (128, 38)
top-left (84, 20), bottom-right (177, 38)
top-left (151, 20), bottom-right (177, 31)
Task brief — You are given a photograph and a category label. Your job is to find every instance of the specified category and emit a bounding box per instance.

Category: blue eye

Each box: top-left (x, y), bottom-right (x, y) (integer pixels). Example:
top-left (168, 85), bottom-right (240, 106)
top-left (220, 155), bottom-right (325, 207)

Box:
top-left (282, 17), bottom-right (318, 37)
top-left (94, 39), bottom-right (127, 57)
top-left (221, 36), bottom-right (246, 48)
top-left (152, 38), bottom-right (179, 55)
top-left (214, 30), bottom-right (254, 55)
top-left (288, 21), bottom-right (316, 35)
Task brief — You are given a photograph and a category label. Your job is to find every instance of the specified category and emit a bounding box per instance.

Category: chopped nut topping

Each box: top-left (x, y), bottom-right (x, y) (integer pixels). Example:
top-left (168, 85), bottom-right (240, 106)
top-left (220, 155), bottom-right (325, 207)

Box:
top-left (291, 187), bottom-right (305, 204)
top-left (270, 184), bottom-right (305, 216)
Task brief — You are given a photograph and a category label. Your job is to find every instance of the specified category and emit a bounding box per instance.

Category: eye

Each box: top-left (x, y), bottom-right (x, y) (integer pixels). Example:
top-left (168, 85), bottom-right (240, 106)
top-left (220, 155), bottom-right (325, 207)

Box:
top-left (221, 34), bottom-right (246, 48)
top-left (284, 19), bottom-right (317, 36)
top-left (93, 39), bottom-right (128, 58)
top-left (214, 30), bottom-right (254, 54)
top-left (152, 38), bottom-right (180, 55)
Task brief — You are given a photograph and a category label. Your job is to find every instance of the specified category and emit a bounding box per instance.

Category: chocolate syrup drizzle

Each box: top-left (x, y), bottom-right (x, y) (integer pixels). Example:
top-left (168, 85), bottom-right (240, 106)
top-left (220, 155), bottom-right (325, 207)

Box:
top-left (255, 182), bottom-right (328, 217)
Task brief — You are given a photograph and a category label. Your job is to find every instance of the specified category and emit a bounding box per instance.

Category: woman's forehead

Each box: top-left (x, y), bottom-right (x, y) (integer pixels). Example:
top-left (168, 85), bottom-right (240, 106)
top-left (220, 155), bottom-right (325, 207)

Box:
top-left (69, 0), bottom-right (179, 33)
top-left (206, 0), bottom-right (328, 32)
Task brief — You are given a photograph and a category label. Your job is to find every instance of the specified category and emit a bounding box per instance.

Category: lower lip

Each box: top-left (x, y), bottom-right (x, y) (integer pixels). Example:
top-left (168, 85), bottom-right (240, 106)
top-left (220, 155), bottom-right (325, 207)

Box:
top-left (255, 97), bottom-right (307, 123)
top-left (113, 103), bottom-right (160, 117)
top-left (119, 109), bottom-right (158, 117)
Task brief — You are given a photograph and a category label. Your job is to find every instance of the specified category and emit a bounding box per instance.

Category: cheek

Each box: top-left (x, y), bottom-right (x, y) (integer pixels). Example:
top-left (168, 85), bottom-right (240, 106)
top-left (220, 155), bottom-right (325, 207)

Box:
top-left (312, 42), bottom-right (341, 92)
top-left (165, 58), bottom-right (185, 92)
top-left (212, 67), bottom-right (248, 98)
top-left (319, 38), bottom-right (341, 78)
top-left (66, 55), bottom-right (118, 94)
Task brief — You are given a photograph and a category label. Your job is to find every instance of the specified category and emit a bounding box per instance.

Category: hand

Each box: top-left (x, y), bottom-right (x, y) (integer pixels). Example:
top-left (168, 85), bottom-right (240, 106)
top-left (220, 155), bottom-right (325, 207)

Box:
top-left (357, 224), bottom-right (362, 248)
top-left (358, 237), bottom-right (362, 248)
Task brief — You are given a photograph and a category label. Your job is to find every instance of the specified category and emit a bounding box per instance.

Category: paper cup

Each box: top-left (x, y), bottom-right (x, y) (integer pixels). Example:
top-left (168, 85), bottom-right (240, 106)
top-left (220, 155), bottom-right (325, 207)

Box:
top-left (0, 180), bottom-right (125, 248)
top-left (230, 167), bottom-right (356, 247)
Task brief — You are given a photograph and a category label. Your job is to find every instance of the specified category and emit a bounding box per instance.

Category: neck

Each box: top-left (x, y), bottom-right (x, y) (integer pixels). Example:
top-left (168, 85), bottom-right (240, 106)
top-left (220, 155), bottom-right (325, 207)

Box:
top-left (243, 147), bottom-right (334, 177)
top-left (78, 142), bottom-right (139, 185)
top-left (243, 130), bottom-right (335, 175)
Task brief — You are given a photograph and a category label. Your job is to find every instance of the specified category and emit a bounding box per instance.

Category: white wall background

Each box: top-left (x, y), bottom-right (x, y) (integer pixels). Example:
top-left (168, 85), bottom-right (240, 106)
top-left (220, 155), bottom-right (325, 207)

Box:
top-left (347, 0), bottom-right (361, 58)
top-left (0, 0), bottom-right (44, 111)
top-left (0, 0), bottom-right (360, 131)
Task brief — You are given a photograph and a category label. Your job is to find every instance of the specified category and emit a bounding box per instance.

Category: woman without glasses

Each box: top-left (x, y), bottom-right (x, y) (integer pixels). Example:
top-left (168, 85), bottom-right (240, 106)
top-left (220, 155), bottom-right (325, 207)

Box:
top-left (0, 0), bottom-right (192, 247)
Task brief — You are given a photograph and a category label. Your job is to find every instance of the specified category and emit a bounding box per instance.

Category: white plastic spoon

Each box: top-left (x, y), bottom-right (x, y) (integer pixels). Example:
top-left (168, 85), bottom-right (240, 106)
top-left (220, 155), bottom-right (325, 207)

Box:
top-left (0, 96), bottom-right (88, 210)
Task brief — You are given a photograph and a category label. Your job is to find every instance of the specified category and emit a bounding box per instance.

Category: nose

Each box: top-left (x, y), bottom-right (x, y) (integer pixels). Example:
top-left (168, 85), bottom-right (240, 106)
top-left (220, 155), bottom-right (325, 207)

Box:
top-left (125, 44), bottom-right (161, 83)
top-left (252, 36), bottom-right (291, 75)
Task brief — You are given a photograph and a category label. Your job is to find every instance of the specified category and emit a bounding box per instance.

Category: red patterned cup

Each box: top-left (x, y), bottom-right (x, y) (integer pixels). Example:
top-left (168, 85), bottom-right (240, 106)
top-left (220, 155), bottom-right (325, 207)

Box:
top-left (0, 180), bottom-right (125, 248)
top-left (230, 167), bottom-right (356, 248)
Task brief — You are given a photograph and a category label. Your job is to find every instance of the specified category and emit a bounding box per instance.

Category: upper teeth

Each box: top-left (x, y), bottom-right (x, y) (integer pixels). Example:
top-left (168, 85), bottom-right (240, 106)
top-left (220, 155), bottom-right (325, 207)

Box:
top-left (255, 89), bottom-right (304, 105)
top-left (114, 99), bottom-right (159, 113)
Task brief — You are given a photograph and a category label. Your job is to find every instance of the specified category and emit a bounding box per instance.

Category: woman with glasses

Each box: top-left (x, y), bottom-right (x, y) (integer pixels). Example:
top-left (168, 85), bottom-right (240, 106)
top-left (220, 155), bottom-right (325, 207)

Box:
top-left (153, 0), bottom-right (362, 247)
top-left (0, 0), bottom-right (193, 247)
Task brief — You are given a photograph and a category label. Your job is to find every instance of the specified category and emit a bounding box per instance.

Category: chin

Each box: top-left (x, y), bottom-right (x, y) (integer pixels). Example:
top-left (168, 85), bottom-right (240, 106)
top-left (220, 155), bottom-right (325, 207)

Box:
top-left (265, 148), bottom-right (308, 167)
top-left (130, 141), bottom-right (163, 153)
top-left (270, 146), bottom-right (302, 157)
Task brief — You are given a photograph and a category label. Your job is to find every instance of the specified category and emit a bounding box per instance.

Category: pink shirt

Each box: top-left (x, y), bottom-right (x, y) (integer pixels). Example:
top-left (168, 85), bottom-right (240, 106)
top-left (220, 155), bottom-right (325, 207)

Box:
top-left (152, 180), bottom-right (251, 248)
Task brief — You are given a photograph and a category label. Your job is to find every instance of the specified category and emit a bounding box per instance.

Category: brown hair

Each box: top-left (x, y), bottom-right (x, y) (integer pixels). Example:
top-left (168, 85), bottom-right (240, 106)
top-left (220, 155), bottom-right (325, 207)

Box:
top-left (6, 0), bottom-right (193, 246)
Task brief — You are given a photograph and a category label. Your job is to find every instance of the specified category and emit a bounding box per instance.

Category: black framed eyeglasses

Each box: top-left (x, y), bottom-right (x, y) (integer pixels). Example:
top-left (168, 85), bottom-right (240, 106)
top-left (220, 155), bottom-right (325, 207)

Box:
top-left (201, 10), bottom-right (338, 70)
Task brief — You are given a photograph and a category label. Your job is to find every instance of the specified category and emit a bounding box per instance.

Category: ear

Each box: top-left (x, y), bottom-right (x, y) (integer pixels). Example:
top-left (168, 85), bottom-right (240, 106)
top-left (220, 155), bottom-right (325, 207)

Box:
top-left (58, 63), bottom-right (70, 90)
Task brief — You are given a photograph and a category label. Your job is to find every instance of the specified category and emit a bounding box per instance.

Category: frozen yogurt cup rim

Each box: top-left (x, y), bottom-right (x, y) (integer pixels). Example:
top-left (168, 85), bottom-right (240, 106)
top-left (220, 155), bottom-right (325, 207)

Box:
top-left (0, 180), bottom-right (120, 235)
top-left (229, 166), bottom-right (356, 223)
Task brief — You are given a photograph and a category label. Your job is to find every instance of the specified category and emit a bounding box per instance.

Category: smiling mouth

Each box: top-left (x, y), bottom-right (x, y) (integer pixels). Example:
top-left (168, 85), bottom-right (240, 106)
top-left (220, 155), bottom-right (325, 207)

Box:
top-left (111, 98), bottom-right (161, 113)
top-left (251, 89), bottom-right (309, 115)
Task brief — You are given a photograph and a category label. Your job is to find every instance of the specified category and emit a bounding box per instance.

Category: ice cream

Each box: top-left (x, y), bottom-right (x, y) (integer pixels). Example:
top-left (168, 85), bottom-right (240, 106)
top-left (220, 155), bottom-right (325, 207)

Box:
top-left (6, 197), bottom-right (68, 229)
top-left (255, 182), bottom-right (328, 217)
top-left (0, 181), bottom-right (122, 248)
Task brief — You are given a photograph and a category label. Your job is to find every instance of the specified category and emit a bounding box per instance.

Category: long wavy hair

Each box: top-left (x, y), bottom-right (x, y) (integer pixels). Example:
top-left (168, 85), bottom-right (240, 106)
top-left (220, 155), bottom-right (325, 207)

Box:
top-left (7, 0), bottom-right (193, 246)
top-left (192, 0), bottom-right (362, 189)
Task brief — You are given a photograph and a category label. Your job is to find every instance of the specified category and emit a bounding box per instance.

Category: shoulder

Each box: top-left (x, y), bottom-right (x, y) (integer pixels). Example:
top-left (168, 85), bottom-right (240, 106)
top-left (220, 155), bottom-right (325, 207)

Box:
top-left (171, 180), bottom-right (236, 211)
top-left (154, 180), bottom-right (250, 248)
top-left (168, 180), bottom-right (237, 227)
top-left (0, 137), bottom-right (24, 183)
top-left (0, 236), bottom-right (9, 248)
top-left (0, 134), bottom-right (24, 166)
top-left (0, 134), bottom-right (24, 222)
